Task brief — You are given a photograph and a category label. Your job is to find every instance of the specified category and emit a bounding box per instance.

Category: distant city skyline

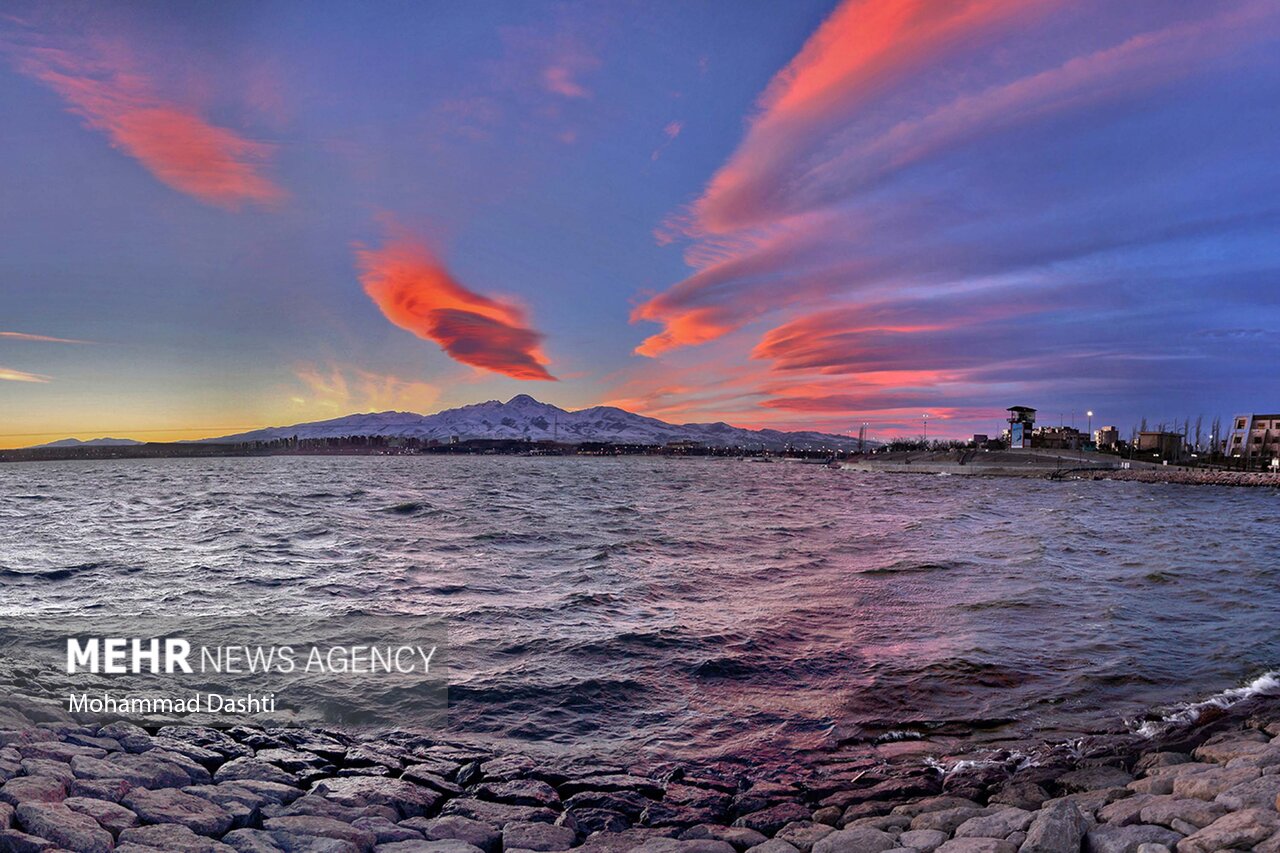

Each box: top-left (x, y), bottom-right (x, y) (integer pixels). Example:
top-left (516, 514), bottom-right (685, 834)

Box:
top-left (2, 0), bottom-right (1278, 449)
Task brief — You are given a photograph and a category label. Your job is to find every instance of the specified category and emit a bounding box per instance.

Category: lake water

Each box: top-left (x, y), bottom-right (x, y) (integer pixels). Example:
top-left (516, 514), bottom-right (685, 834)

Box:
top-left (1, 456), bottom-right (1277, 765)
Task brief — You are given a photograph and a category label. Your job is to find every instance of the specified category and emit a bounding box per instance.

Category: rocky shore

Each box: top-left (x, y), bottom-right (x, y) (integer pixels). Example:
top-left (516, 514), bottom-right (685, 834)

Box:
top-left (1, 696), bottom-right (1279, 853)
top-left (1064, 470), bottom-right (1280, 488)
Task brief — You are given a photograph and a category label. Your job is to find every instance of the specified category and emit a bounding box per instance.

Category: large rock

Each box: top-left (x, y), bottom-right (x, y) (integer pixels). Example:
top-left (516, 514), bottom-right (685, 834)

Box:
top-left (312, 776), bottom-right (443, 819)
top-left (1170, 766), bottom-right (1258, 801)
top-left (935, 841), bottom-right (1017, 853)
top-left (1174, 808), bottom-right (1280, 852)
top-left (0, 828), bottom-right (57, 852)
top-left (63, 795), bottom-right (139, 837)
top-left (955, 807), bottom-right (1033, 838)
top-left (773, 820), bottom-right (834, 853)
top-left (401, 815), bottom-right (500, 853)
top-left (1020, 799), bottom-right (1087, 853)
top-left (1058, 767), bottom-right (1134, 792)
top-left (215, 758), bottom-right (301, 787)
top-left (1191, 733), bottom-right (1270, 764)
top-left (124, 786), bottom-right (235, 835)
top-left (119, 821), bottom-right (240, 851)
top-left (733, 802), bottom-right (812, 836)
top-left (910, 807), bottom-right (988, 834)
top-left (473, 779), bottom-right (559, 809)
top-left (809, 826), bottom-right (896, 853)
top-left (71, 752), bottom-right (196, 788)
top-left (0, 777), bottom-right (64, 806)
top-left (898, 829), bottom-right (948, 853)
top-left (1213, 774), bottom-right (1280, 810)
top-left (743, 840), bottom-right (801, 853)
top-left (439, 798), bottom-right (556, 827)
top-left (1137, 797), bottom-right (1225, 830)
top-left (350, 816), bottom-right (422, 844)
top-left (679, 823), bottom-right (769, 851)
top-left (502, 820), bottom-right (577, 851)
top-left (263, 815), bottom-right (378, 852)
top-left (559, 775), bottom-right (664, 799)
top-left (1084, 824), bottom-right (1182, 853)
top-left (15, 801), bottom-right (114, 853)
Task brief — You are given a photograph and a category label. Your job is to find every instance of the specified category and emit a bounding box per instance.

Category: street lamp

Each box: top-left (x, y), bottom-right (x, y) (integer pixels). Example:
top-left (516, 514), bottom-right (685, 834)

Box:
top-left (1087, 410), bottom-right (1093, 443)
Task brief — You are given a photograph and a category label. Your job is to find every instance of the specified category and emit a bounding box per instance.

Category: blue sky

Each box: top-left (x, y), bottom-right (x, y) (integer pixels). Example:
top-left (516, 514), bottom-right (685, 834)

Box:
top-left (1, 0), bottom-right (1278, 446)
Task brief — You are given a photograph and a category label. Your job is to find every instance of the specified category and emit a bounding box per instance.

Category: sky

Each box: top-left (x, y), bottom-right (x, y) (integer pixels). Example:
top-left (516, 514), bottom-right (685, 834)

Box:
top-left (2, 0), bottom-right (1278, 448)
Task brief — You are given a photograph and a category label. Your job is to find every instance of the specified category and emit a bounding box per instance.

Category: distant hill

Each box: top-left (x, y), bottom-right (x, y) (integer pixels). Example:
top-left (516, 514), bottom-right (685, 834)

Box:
top-left (33, 437), bottom-right (143, 449)
top-left (200, 394), bottom-right (867, 451)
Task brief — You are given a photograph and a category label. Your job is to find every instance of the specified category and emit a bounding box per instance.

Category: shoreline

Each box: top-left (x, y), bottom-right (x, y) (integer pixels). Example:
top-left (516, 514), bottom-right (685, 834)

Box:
top-left (2, 688), bottom-right (1279, 851)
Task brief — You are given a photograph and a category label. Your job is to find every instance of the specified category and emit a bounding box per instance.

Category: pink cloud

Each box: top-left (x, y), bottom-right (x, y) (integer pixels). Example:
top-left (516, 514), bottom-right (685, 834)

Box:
top-left (9, 34), bottom-right (285, 209)
top-left (0, 331), bottom-right (91, 344)
top-left (0, 366), bottom-right (50, 383)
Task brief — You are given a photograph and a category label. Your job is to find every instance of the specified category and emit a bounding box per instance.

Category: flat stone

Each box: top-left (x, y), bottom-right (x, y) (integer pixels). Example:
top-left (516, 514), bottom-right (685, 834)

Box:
top-left (1127, 777), bottom-right (1174, 796)
top-left (891, 797), bottom-right (981, 819)
top-left (810, 826), bottom-right (896, 853)
top-left (775, 821), bottom-right (835, 852)
top-left (898, 829), bottom-right (948, 853)
top-left (16, 741), bottom-right (106, 762)
top-left (1021, 799), bottom-right (1087, 853)
top-left (0, 777), bottom-right (64, 806)
top-left (989, 783), bottom-right (1048, 811)
top-left (70, 752), bottom-right (193, 788)
top-left (909, 807), bottom-right (988, 834)
top-left (272, 792), bottom-right (395, 824)
top-left (63, 795), bottom-right (139, 837)
top-left (375, 842), bottom-right (486, 853)
top-left (502, 820), bottom-right (577, 851)
top-left (1213, 773), bottom-right (1280, 809)
top-left (1058, 766), bottom-right (1135, 792)
top-left (1097, 794), bottom-right (1155, 826)
top-left (400, 766), bottom-right (463, 797)
top-left (215, 758), bottom-right (301, 787)
top-left (97, 721), bottom-right (153, 753)
top-left (222, 827), bottom-right (289, 852)
top-left (439, 798), bottom-right (556, 827)
top-left (734, 802), bottom-right (813, 836)
top-left (934, 841), bottom-right (1016, 853)
top-left (679, 823), bottom-right (768, 850)
top-left (559, 775), bottom-right (664, 798)
top-left (744, 841), bottom-right (800, 853)
top-left (1133, 754), bottom-right (1190, 775)
top-left (401, 815), bottom-right (500, 853)
top-left (1084, 824), bottom-right (1182, 853)
top-left (123, 786), bottom-right (235, 835)
top-left (15, 801), bottom-right (114, 852)
top-left (0, 801), bottom-right (10, 829)
top-left (1192, 734), bottom-right (1270, 764)
top-left (1171, 766), bottom-right (1259, 801)
top-left (222, 780), bottom-right (305, 805)
top-left (627, 841), bottom-right (736, 853)
top-left (1138, 797), bottom-right (1225, 829)
top-left (1175, 807), bottom-right (1280, 852)
top-left (312, 776), bottom-right (442, 819)
top-left (564, 807), bottom-right (628, 834)
top-left (564, 790), bottom-right (650, 819)
top-left (352, 816), bottom-right (423, 844)
top-left (0, 828), bottom-right (56, 852)
top-left (264, 815), bottom-right (377, 852)
top-left (955, 807), bottom-right (1032, 838)
top-left (474, 779), bottom-right (560, 808)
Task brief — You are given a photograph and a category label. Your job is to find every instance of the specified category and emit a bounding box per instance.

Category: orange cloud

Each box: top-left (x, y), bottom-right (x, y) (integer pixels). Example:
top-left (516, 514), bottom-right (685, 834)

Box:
top-left (10, 35), bottom-right (284, 209)
top-left (0, 366), bottom-right (50, 383)
top-left (356, 232), bottom-right (556, 381)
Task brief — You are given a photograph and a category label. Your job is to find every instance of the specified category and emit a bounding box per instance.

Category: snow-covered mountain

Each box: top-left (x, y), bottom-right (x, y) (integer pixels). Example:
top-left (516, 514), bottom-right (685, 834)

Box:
top-left (33, 437), bottom-right (143, 448)
top-left (201, 394), bottom-right (865, 450)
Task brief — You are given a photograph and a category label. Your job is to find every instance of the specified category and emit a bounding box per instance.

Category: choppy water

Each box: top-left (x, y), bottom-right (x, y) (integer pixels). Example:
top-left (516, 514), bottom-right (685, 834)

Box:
top-left (1, 456), bottom-right (1278, 764)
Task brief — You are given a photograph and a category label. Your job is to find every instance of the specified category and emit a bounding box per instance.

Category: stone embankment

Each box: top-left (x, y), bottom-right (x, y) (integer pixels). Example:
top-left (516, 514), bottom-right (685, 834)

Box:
top-left (1066, 469), bottom-right (1280, 488)
top-left (1, 698), bottom-right (1279, 852)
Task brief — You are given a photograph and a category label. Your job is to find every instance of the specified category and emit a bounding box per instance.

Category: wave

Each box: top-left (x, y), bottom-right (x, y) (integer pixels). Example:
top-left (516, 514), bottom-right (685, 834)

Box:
top-left (1133, 670), bottom-right (1280, 737)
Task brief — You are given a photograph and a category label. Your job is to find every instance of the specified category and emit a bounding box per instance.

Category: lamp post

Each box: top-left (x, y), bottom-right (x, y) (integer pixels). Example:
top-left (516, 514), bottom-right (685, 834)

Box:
top-left (1087, 410), bottom-right (1093, 445)
top-left (922, 413), bottom-right (929, 446)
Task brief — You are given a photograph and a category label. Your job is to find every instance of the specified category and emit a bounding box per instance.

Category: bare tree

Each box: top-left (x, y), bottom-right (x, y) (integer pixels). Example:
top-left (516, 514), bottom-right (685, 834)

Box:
top-left (1194, 415), bottom-right (1203, 451)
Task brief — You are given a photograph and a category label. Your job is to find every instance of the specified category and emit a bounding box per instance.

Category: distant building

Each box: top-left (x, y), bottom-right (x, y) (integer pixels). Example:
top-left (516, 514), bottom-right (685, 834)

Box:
top-left (1094, 426), bottom-right (1119, 450)
top-left (972, 434), bottom-right (989, 447)
top-left (1033, 426), bottom-right (1085, 451)
top-left (1137, 431), bottom-right (1184, 461)
top-left (1006, 406), bottom-right (1036, 449)
top-left (1225, 413), bottom-right (1280, 462)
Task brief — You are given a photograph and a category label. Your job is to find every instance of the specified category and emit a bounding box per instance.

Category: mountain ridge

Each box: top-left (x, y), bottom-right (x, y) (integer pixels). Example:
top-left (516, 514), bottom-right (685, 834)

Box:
top-left (193, 394), bottom-right (866, 450)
